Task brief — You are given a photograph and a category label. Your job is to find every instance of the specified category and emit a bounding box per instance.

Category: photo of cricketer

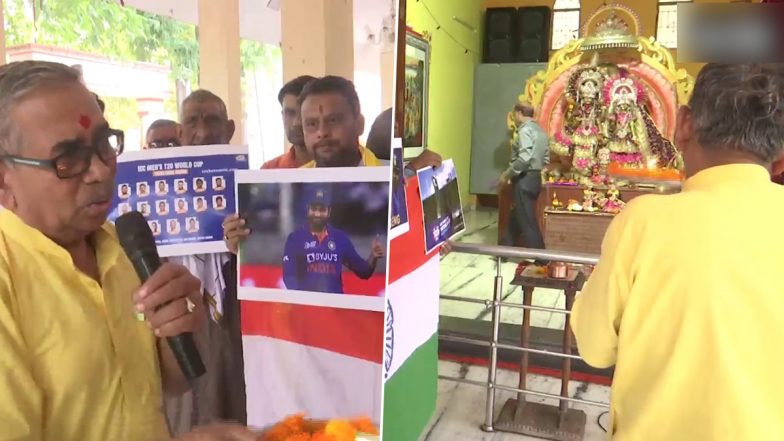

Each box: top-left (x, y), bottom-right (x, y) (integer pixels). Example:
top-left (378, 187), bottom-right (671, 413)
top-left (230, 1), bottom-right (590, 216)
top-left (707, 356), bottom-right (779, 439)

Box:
top-left (282, 187), bottom-right (384, 294)
top-left (236, 176), bottom-right (389, 302)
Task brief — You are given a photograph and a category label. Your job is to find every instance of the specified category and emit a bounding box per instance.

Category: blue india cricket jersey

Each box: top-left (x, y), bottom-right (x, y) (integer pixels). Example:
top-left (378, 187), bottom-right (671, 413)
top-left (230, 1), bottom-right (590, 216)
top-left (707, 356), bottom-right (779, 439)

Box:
top-left (282, 226), bottom-right (374, 294)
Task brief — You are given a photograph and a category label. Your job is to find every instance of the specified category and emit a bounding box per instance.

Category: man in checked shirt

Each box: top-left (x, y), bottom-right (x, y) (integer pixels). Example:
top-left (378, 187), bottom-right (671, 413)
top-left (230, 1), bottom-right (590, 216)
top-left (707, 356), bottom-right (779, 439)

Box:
top-left (282, 187), bottom-right (384, 294)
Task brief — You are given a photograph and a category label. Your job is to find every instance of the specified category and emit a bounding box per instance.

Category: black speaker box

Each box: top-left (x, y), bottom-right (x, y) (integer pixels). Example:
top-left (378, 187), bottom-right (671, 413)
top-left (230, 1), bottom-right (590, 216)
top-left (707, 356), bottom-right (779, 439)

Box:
top-left (483, 7), bottom-right (517, 63)
top-left (483, 6), bottom-right (551, 63)
top-left (516, 6), bottom-right (551, 63)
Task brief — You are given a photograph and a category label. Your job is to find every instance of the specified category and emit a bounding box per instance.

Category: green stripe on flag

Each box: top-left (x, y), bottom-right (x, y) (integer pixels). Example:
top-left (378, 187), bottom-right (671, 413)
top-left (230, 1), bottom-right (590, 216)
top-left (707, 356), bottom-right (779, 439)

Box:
top-left (382, 333), bottom-right (438, 441)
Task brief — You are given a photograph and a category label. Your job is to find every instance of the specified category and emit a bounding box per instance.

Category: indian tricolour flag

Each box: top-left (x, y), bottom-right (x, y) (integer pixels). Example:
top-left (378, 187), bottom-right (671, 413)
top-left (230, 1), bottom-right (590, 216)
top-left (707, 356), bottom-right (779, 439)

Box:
top-left (381, 177), bottom-right (440, 441)
top-left (241, 301), bottom-right (384, 428)
top-left (240, 177), bottom-right (439, 439)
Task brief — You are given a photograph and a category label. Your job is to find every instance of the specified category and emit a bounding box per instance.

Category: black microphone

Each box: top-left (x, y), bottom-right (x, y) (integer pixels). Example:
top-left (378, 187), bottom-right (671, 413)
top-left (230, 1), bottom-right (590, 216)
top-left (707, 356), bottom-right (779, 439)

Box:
top-left (115, 211), bottom-right (206, 383)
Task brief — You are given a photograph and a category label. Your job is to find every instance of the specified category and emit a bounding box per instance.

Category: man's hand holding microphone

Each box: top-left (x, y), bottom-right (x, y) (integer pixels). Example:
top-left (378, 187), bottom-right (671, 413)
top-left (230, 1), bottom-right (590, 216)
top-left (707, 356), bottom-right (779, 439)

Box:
top-left (117, 213), bottom-right (257, 441)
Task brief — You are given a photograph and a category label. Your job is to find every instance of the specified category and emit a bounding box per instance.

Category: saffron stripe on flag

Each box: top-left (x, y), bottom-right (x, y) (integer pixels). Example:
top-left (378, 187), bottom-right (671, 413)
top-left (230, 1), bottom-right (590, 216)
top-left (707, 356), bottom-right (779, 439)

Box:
top-left (241, 300), bottom-right (384, 364)
top-left (388, 176), bottom-right (439, 285)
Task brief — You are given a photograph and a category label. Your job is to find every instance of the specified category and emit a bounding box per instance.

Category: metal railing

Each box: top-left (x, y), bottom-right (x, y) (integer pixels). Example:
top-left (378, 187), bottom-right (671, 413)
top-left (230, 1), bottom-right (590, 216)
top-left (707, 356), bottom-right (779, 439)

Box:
top-left (438, 243), bottom-right (609, 432)
top-left (449, 242), bottom-right (599, 265)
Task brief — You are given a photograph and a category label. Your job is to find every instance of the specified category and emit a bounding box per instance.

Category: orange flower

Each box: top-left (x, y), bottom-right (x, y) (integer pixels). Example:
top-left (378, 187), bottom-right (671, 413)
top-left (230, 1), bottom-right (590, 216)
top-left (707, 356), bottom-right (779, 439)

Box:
top-left (324, 420), bottom-right (357, 441)
top-left (263, 414), bottom-right (379, 441)
top-left (351, 418), bottom-right (379, 435)
top-left (303, 420), bottom-right (327, 433)
top-left (261, 424), bottom-right (294, 441)
top-left (283, 414), bottom-right (306, 431)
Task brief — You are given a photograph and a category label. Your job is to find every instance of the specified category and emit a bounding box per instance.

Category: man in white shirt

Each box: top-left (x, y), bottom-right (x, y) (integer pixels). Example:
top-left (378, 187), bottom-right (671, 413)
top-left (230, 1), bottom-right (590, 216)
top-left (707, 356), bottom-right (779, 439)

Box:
top-left (166, 90), bottom-right (246, 434)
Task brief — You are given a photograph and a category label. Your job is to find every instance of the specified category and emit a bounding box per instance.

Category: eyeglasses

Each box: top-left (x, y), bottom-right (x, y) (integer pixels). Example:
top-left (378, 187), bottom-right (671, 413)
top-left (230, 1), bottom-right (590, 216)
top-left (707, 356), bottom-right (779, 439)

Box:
top-left (1, 128), bottom-right (124, 179)
top-left (148, 139), bottom-right (180, 149)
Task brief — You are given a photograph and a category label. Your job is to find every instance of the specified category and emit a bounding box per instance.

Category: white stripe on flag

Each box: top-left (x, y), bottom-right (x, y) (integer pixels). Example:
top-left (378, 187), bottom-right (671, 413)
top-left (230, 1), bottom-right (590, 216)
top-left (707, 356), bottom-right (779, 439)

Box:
top-left (243, 335), bottom-right (383, 429)
top-left (384, 256), bottom-right (441, 380)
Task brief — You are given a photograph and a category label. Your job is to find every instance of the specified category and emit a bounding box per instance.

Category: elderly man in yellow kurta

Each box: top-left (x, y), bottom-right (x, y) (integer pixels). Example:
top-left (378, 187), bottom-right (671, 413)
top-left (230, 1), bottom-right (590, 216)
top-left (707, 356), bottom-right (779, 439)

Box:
top-left (572, 63), bottom-right (784, 440)
top-left (0, 61), bottom-right (255, 441)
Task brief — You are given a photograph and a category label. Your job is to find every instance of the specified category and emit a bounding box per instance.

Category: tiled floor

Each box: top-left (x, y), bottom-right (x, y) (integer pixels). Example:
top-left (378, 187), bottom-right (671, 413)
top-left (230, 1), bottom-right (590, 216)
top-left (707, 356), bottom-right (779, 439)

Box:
top-left (440, 208), bottom-right (567, 331)
top-left (424, 361), bottom-right (610, 441)
top-left (431, 208), bottom-right (611, 440)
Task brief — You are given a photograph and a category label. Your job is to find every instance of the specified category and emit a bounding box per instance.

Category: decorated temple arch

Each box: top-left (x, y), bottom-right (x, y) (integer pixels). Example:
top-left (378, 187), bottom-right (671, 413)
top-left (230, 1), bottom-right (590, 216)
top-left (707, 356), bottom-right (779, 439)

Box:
top-left (510, 4), bottom-right (694, 186)
top-left (497, 4), bottom-right (700, 254)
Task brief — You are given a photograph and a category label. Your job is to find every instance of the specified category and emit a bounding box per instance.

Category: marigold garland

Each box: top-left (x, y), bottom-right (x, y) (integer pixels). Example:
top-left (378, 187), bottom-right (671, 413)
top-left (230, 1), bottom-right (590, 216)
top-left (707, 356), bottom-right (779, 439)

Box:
top-left (259, 414), bottom-right (379, 441)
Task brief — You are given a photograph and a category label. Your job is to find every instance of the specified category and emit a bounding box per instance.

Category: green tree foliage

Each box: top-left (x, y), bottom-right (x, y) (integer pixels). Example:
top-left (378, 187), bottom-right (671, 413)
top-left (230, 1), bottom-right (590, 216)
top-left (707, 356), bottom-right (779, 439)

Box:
top-left (5, 0), bottom-right (200, 83)
top-left (4, 0), bottom-right (280, 84)
top-left (4, 0), bottom-right (282, 132)
top-left (102, 96), bottom-right (139, 138)
top-left (241, 39), bottom-right (281, 79)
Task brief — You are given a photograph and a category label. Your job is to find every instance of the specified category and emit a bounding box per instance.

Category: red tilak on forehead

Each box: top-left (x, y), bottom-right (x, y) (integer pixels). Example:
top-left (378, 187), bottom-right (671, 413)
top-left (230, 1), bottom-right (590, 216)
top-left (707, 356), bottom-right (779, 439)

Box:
top-left (78, 115), bottom-right (91, 130)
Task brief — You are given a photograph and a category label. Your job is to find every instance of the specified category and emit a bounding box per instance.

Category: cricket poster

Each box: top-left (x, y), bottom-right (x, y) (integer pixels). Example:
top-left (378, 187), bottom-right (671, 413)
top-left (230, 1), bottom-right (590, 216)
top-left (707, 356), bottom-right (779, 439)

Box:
top-left (235, 167), bottom-right (389, 312)
top-left (389, 139), bottom-right (409, 240)
top-left (416, 159), bottom-right (466, 253)
top-left (109, 145), bottom-right (248, 257)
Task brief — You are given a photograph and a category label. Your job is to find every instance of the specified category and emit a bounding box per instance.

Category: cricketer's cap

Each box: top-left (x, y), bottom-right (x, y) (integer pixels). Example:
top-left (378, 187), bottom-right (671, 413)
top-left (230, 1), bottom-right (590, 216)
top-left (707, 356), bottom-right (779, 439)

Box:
top-left (306, 187), bottom-right (332, 207)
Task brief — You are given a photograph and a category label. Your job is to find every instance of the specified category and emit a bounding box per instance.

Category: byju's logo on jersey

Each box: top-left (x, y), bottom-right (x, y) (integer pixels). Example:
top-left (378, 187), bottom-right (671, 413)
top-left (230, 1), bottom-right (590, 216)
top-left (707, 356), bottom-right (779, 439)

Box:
top-left (306, 252), bottom-right (338, 263)
top-left (328, 241), bottom-right (336, 251)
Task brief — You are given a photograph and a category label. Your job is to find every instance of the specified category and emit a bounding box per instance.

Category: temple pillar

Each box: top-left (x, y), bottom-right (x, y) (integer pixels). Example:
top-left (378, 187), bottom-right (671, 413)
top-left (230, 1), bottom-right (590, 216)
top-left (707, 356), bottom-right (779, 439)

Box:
top-left (381, 47), bottom-right (394, 109)
top-left (280, 0), bottom-right (355, 81)
top-left (198, 0), bottom-right (243, 144)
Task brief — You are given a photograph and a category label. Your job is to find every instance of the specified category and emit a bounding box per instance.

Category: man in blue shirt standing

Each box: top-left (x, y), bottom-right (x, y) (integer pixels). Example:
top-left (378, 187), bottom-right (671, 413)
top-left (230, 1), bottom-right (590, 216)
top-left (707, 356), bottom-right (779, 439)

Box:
top-left (283, 187), bottom-right (384, 294)
top-left (497, 101), bottom-right (549, 259)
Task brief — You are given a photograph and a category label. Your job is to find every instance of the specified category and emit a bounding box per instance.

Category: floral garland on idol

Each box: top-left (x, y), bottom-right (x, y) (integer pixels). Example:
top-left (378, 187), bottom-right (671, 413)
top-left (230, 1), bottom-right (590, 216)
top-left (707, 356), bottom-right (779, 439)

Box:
top-left (259, 414), bottom-right (379, 441)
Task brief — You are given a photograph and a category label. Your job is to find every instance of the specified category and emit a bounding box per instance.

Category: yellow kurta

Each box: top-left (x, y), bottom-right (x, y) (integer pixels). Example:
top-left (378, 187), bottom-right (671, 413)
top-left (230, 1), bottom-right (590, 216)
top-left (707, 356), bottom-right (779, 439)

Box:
top-left (572, 164), bottom-right (784, 440)
top-left (0, 210), bottom-right (169, 441)
top-left (300, 145), bottom-right (381, 168)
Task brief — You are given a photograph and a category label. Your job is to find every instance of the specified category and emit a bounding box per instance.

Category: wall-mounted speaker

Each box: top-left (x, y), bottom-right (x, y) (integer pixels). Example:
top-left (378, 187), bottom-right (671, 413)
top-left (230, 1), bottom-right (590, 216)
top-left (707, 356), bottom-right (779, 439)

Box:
top-left (482, 6), bottom-right (551, 64)
top-left (483, 7), bottom-right (517, 63)
top-left (516, 6), bottom-right (550, 63)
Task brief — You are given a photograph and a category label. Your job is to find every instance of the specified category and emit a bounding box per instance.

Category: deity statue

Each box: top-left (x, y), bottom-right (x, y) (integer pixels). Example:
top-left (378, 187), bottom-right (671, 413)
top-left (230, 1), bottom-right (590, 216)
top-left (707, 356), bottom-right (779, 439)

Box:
top-left (601, 70), bottom-right (683, 171)
top-left (596, 146), bottom-right (612, 177)
top-left (522, 1), bottom-right (695, 186)
top-left (601, 73), bottom-right (654, 168)
top-left (602, 185), bottom-right (625, 213)
top-left (582, 185), bottom-right (602, 212)
top-left (550, 67), bottom-right (608, 177)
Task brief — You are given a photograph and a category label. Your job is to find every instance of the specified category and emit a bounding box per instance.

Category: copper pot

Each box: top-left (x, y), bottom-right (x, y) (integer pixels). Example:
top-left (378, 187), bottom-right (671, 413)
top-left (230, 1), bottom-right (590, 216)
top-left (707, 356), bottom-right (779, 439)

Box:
top-left (548, 261), bottom-right (568, 279)
top-left (582, 264), bottom-right (595, 277)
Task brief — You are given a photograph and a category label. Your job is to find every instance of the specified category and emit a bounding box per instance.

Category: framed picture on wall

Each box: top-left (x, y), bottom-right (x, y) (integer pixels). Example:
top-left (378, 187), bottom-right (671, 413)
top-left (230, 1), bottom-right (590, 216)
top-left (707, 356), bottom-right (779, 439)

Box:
top-left (403, 28), bottom-right (430, 159)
